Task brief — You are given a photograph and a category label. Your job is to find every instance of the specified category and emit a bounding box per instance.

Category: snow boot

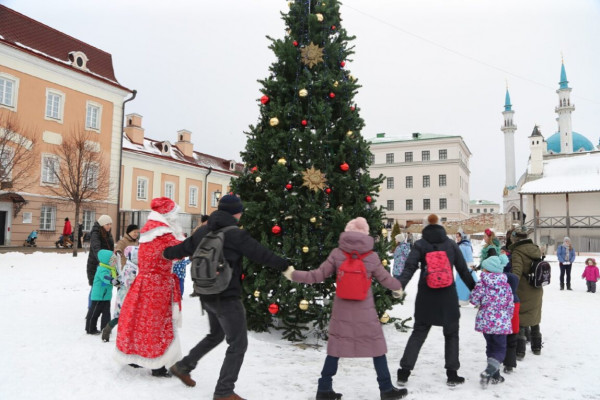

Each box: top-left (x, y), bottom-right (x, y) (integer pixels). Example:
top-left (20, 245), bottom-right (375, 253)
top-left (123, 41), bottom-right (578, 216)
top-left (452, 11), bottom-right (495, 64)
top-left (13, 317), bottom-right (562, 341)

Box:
top-left (101, 324), bottom-right (112, 342)
top-left (531, 335), bottom-right (543, 355)
top-left (380, 387), bottom-right (408, 400)
top-left (503, 366), bottom-right (514, 374)
top-left (567, 284), bottom-right (572, 291)
top-left (491, 371), bottom-right (505, 384)
top-left (480, 358), bottom-right (500, 389)
top-left (446, 370), bottom-right (465, 386)
top-left (151, 366), bottom-right (172, 378)
top-left (524, 326), bottom-right (531, 343)
top-left (316, 390), bottom-right (343, 400)
top-left (397, 368), bottom-right (411, 385)
top-left (170, 362), bottom-right (196, 387)
top-left (516, 337), bottom-right (527, 360)
top-left (213, 393), bottom-right (246, 400)
top-left (560, 283), bottom-right (564, 290)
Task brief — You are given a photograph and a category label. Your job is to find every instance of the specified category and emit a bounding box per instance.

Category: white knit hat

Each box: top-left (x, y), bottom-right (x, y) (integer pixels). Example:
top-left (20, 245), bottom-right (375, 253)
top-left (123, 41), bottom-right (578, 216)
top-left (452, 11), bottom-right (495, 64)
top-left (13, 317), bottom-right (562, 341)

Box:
top-left (97, 215), bottom-right (112, 227)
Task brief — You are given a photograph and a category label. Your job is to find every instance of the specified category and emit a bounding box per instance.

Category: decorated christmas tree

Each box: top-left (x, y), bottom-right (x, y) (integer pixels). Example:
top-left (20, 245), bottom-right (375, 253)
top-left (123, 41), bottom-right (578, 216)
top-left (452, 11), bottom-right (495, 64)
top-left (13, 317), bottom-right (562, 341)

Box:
top-left (231, 0), bottom-right (401, 341)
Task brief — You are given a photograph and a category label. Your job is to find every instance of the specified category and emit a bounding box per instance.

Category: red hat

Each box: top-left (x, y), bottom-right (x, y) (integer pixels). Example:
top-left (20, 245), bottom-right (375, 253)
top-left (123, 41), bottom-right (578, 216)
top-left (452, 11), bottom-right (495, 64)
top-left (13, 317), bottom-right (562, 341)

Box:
top-left (151, 197), bottom-right (176, 214)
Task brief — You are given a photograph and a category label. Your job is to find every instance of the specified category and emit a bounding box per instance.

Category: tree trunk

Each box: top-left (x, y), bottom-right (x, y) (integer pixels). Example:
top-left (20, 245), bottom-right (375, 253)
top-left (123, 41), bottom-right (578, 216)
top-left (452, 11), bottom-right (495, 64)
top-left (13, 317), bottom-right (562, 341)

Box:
top-left (72, 204), bottom-right (80, 257)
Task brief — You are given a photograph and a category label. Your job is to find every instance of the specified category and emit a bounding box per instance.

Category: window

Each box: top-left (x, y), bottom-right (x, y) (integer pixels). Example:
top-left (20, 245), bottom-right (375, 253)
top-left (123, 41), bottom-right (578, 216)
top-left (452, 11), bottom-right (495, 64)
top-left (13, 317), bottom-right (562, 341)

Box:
top-left (189, 186), bottom-right (198, 207)
top-left (84, 163), bottom-right (98, 189)
top-left (40, 205), bottom-right (56, 231)
top-left (439, 149), bottom-right (447, 160)
top-left (386, 153), bottom-right (394, 164)
top-left (136, 177), bottom-right (148, 200)
top-left (484, 208), bottom-right (488, 213)
top-left (439, 174), bottom-right (447, 186)
top-left (406, 199), bottom-right (413, 211)
top-left (405, 176), bottom-right (413, 188)
top-left (387, 200), bottom-right (394, 211)
top-left (423, 175), bottom-right (430, 188)
top-left (477, 208), bottom-right (480, 213)
top-left (422, 150), bottom-right (430, 161)
top-left (423, 199), bottom-right (430, 210)
top-left (86, 102), bottom-right (102, 130)
top-left (369, 154), bottom-right (375, 164)
top-left (165, 182), bottom-right (175, 200)
top-left (386, 177), bottom-right (394, 189)
top-left (405, 152), bottom-right (413, 162)
top-left (0, 74), bottom-right (18, 109)
top-left (470, 209), bottom-right (473, 213)
top-left (82, 210), bottom-right (95, 232)
top-left (45, 89), bottom-right (64, 121)
top-left (441, 217), bottom-right (447, 223)
top-left (211, 191), bottom-right (220, 207)
top-left (440, 198), bottom-right (447, 210)
top-left (490, 208), bottom-right (494, 213)
top-left (41, 155), bottom-right (59, 184)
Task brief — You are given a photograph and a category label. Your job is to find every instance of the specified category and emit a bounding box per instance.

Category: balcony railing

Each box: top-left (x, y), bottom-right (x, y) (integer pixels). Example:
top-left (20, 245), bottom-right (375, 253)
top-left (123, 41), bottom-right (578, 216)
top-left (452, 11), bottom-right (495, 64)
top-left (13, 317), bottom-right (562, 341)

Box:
top-left (524, 216), bottom-right (600, 229)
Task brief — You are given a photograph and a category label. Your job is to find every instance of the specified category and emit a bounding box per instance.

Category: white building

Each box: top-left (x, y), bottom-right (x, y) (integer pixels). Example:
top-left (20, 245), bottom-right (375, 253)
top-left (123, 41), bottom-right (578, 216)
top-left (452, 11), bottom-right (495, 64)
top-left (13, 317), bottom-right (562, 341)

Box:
top-left (503, 60), bottom-right (600, 251)
top-left (470, 200), bottom-right (500, 215)
top-left (368, 132), bottom-right (471, 227)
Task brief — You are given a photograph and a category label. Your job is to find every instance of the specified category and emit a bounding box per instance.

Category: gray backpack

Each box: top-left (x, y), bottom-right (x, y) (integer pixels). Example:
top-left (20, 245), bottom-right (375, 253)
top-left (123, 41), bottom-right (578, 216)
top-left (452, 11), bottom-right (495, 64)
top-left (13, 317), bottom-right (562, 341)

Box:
top-left (190, 226), bottom-right (237, 295)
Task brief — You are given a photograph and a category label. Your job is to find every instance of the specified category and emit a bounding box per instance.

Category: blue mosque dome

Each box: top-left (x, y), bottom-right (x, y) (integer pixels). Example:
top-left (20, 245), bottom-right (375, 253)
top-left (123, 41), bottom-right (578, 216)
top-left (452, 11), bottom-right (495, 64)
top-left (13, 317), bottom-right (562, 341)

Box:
top-left (546, 131), bottom-right (594, 153)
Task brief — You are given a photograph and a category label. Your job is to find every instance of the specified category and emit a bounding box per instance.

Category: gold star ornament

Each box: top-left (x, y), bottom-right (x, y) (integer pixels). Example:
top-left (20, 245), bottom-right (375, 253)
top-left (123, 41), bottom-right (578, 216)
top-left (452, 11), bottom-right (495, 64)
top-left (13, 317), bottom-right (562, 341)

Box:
top-left (302, 166), bottom-right (327, 192)
top-left (300, 42), bottom-right (324, 68)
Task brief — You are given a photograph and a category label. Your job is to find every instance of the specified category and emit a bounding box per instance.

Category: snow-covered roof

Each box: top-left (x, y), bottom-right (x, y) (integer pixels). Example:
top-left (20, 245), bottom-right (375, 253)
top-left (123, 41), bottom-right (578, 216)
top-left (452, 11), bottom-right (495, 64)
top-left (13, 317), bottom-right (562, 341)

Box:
top-left (520, 151), bottom-right (600, 194)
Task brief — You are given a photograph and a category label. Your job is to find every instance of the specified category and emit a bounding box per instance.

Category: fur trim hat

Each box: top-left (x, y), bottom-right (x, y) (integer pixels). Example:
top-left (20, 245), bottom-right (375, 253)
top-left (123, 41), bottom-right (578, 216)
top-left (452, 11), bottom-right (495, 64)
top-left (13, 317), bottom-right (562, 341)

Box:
top-left (97, 215), bottom-right (112, 227)
top-left (395, 233), bottom-right (406, 243)
top-left (218, 194), bottom-right (244, 215)
top-left (344, 217), bottom-right (370, 235)
top-left (151, 197), bottom-right (177, 215)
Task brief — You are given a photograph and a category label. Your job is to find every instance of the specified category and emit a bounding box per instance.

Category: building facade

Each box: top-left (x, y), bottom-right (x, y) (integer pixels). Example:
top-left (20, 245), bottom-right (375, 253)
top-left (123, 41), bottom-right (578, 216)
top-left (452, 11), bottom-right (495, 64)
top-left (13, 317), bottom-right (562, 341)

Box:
top-left (0, 6), bottom-right (132, 246)
top-left (470, 199), bottom-right (500, 215)
top-left (368, 132), bottom-right (471, 227)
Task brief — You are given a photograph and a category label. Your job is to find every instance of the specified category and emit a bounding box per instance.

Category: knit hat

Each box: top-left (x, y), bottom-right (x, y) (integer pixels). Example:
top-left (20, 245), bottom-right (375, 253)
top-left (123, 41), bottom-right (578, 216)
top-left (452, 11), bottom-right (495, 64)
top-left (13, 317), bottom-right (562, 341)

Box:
top-left (218, 194), bottom-right (244, 215)
top-left (481, 251), bottom-right (507, 273)
top-left (126, 224), bottom-right (139, 234)
top-left (423, 214), bottom-right (439, 226)
top-left (344, 217), bottom-right (370, 235)
top-left (97, 249), bottom-right (113, 265)
top-left (97, 215), bottom-right (112, 227)
top-left (512, 226), bottom-right (528, 239)
top-left (151, 197), bottom-right (177, 215)
top-left (395, 233), bottom-right (406, 243)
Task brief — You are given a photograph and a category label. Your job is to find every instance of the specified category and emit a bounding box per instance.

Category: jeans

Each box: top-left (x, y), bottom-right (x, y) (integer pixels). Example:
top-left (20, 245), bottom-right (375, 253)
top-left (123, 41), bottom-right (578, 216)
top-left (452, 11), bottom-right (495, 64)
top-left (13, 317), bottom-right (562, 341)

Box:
top-left (400, 319), bottom-right (460, 371)
top-left (559, 263), bottom-right (572, 287)
top-left (318, 355), bottom-right (394, 392)
top-left (180, 298), bottom-right (248, 397)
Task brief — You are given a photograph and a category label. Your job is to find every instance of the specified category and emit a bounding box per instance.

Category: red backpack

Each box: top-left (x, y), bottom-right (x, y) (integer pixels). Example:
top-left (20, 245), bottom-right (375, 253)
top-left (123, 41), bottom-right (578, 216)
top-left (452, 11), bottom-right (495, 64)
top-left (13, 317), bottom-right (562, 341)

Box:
top-left (424, 246), bottom-right (453, 289)
top-left (336, 250), bottom-right (373, 300)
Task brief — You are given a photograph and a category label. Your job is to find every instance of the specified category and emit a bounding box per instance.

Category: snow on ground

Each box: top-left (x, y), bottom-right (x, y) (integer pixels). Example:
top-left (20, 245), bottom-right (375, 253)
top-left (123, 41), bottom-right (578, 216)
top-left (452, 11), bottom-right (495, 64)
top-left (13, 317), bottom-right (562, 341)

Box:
top-left (1, 250), bottom-right (599, 400)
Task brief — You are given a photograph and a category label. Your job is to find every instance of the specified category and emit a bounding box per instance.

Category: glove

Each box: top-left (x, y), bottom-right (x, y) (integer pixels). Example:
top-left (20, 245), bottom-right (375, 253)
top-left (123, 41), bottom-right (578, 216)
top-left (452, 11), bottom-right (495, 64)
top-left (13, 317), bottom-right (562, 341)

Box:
top-left (392, 288), bottom-right (405, 299)
top-left (111, 278), bottom-right (121, 287)
top-left (282, 266), bottom-right (295, 281)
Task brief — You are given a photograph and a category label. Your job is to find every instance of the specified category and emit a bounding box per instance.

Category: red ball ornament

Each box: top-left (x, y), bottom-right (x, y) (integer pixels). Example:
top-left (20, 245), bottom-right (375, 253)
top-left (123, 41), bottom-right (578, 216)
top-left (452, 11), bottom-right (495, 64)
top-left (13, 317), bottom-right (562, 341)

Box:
top-left (285, 183), bottom-right (293, 191)
top-left (329, 92), bottom-right (336, 99)
top-left (365, 195), bottom-right (372, 203)
top-left (241, 273), bottom-right (246, 280)
top-left (293, 40), bottom-right (298, 47)
top-left (301, 119), bottom-right (308, 126)
top-left (331, 25), bottom-right (336, 30)
top-left (268, 303), bottom-right (280, 315)
top-left (340, 162), bottom-right (349, 172)
top-left (350, 106), bottom-right (356, 111)
top-left (260, 95), bottom-right (270, 105)
top-left (340, 61), bottom-right (346, 67)
top-left (251, 166), bottom-right (258, 173)
top-left (325, 188), bottom-right (332, 194)
top-left (271, 225), bottom-right (282, 235)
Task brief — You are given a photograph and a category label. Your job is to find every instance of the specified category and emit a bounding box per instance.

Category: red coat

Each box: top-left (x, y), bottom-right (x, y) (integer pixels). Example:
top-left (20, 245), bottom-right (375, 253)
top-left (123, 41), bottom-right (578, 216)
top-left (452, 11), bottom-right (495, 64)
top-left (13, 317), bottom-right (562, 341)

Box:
top-left (62, 220), bottom-right (72, 236)
top-left (115, 216), bottom-right (182, 368)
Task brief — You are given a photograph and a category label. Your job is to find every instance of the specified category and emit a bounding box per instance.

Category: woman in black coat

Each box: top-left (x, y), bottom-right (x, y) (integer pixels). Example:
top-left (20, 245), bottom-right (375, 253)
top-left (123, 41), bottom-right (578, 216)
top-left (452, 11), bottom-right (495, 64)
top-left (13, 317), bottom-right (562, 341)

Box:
top-left (86, 215), bottom-right (115, 286)
top-left (396, 214), bottom-right (475, 387)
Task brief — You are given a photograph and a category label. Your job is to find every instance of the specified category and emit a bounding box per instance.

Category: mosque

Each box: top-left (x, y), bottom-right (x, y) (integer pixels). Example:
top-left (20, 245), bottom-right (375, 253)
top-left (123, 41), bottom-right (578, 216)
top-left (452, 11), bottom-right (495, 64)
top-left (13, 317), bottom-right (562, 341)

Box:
top-left (502, 61), bottom-right (600, 252)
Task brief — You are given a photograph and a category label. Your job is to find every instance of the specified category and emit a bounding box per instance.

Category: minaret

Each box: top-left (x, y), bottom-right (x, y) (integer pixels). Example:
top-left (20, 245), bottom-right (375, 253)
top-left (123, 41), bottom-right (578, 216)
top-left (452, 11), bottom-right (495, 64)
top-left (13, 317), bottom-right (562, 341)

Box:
top-left (501, 87), bottom-right (517, 188)
top-left (556, 59), bottom-right (575, 153)
top-left (529, 125), bottom-right (545, 175)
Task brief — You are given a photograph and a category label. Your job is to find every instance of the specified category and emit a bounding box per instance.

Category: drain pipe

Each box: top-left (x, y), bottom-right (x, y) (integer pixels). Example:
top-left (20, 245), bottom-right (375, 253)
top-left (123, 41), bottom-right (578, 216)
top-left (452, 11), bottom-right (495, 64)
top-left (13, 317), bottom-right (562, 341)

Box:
top-left (203, 167), bottom-right (213, 215)
top-left (116, 90), bottom-right (137, 238)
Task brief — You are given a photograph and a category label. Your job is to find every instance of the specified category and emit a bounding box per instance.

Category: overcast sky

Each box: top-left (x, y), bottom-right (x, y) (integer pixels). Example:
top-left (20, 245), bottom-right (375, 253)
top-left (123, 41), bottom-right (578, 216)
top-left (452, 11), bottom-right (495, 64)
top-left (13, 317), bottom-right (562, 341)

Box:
top-left (4, 0), bottom-right (600, 207)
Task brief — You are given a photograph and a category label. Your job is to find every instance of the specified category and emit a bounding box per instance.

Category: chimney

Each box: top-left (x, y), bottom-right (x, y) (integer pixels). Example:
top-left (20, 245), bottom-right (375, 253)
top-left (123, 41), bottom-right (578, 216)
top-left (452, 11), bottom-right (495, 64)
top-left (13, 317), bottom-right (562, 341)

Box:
top-left (175, 129), bottom-right (194, 158)
top-left (124, 113), bottom-right (145, 145)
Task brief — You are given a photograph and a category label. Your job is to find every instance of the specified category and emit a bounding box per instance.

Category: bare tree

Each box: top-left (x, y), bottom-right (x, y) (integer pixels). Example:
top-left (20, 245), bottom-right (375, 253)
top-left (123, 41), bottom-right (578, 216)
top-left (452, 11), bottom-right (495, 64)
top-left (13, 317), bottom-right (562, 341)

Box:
top-left (0, 111), bottom-right (39, 193)
top-left (45, 128), bottom-right (111, 257)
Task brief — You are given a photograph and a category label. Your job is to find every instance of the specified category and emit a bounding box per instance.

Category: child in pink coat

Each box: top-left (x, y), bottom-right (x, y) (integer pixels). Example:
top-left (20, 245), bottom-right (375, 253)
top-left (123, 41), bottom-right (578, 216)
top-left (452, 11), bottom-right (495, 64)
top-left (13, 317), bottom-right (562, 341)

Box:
top-left (582, 258), bottom-right (599, 293)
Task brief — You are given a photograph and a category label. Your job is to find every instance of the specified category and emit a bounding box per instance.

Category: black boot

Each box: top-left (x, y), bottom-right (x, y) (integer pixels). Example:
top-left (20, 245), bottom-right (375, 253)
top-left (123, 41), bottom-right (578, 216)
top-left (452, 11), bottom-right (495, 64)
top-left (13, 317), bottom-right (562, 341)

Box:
top-left (560, 283), bottom-right (564, 290)
top-left (516, 337), bottom-right (526, 360)
top-left (316, 390), bottom-right (342, 400)
top-left (567, 284), bottom-right (572, 291)
top-left (151, 366), bottom-right (172, 377)
top-left (524, 326), bottom-right (531, 343)
top-left (381, 387), bottom-right (408, 400)
top-left (397, 368), bottom-right (411, 385)
top-left (446, 370), bottom-right (465, 386)
top-left (531, 335), bottom-right (543, 355)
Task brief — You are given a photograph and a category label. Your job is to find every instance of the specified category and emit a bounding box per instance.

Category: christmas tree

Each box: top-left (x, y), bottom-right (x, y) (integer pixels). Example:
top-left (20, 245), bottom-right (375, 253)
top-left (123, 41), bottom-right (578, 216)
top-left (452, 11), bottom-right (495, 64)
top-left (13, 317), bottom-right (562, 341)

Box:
top-left (231, 0), bottom-right (401, 341)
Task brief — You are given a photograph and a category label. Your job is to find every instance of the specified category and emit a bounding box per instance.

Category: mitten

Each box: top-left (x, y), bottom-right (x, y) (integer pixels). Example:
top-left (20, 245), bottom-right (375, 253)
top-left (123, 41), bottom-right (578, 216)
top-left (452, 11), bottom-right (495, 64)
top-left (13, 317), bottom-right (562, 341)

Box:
top-left (282, 266), bottom-right (295, 281)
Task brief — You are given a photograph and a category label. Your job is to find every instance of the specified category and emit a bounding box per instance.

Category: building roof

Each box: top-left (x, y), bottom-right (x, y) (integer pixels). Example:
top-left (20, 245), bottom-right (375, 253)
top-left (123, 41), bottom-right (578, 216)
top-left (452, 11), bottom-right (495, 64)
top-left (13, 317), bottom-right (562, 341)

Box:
top-left (559, 61), bottom-right (569, 89)
top-left (546, 131), bottom-right (594, 153)
top-left (0, 5), bottom-right (129, 91)
top-left (504, 89), bottom-right (512, 111)
top-left (369, 132), bottom-right (463, 144)
top-left (122, 134), bottom-right (243, 176)
top-left (520, 151), bottom-right (600, 194)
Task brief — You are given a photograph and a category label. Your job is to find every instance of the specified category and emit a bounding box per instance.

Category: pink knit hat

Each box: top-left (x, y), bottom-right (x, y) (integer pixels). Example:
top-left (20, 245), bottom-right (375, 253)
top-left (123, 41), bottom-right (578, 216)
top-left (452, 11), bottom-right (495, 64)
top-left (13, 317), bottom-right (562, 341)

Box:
top-left (344, 217), bottom-right (370, 235)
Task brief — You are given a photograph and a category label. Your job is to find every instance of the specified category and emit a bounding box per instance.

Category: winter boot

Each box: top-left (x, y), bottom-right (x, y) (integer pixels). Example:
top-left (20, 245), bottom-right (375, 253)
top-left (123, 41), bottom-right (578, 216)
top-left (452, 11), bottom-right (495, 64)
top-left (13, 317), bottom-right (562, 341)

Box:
top-left (396, 369), bottom-right (411, 385)
top-left (170, 362), bottom-right (196, 387)
top-left (151, 366), bottom-right (172, 378)
top-left (503, 366), bottom-right (514, 374)
top-left (213, 393), bottom-right (246, 400)
top-left (491, 371), bottom-right (505, 384)
top-left (480, 358), bottom-right (500, 389)
top-left (524, 326), bottom-right (531, 343)
top-left (101, 324), bottom-right (112, 342)
top-left (560, 283), bottom-right (564, 290)
top-left (531, 335), bottom-right (543, 355)
top-left (380, 387), bottom-right (408, 400)
top-left (446, 370), bottom-right (465, 386)
top-left (316, 390), bottom-right (343, 400)
top-left (516, 337), bottom-right (527, 360)
top-left (567, 284), bottom-right (572, 291)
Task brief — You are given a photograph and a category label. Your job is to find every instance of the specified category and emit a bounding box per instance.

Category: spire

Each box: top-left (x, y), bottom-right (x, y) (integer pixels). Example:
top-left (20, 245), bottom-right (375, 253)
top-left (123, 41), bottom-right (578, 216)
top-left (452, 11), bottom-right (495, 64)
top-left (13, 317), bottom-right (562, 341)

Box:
top-left (504, 87), bottom-right (512, 111)
top-left (531, 125), bottom-right (542, 137)
top-left (559, 59), bottom-right (569, 89)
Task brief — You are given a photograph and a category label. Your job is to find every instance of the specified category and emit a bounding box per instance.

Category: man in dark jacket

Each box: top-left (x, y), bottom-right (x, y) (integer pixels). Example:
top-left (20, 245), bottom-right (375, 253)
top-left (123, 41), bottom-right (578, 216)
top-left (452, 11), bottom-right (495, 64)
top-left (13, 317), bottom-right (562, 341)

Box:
top-left (164, 195), bottom-right (289, 400)
top-left (396, 214), bottom-right (475, 387)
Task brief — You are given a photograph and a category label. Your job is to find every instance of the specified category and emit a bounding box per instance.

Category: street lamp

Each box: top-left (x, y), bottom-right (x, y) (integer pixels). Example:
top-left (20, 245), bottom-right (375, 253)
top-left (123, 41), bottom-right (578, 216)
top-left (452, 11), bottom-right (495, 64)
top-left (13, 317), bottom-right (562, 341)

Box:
top-left (214, 190), bottom-right (222, 202)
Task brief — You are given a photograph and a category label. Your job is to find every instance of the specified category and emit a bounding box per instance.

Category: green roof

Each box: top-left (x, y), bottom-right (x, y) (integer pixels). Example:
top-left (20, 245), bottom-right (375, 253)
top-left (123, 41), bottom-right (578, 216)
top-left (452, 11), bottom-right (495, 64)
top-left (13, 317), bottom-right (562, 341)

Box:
top-left (368, 132), bottom-right (463, 144)
top-left (470, 200), bottom-right (499, 205)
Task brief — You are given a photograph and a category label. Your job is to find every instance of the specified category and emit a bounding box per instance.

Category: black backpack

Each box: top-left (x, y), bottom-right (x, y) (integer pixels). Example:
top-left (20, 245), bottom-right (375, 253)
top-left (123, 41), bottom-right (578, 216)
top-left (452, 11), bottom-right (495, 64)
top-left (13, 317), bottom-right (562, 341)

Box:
top-left (190, 226), bottom-right (237, 295)
top-left (527, 257), bottom-right (551, 288)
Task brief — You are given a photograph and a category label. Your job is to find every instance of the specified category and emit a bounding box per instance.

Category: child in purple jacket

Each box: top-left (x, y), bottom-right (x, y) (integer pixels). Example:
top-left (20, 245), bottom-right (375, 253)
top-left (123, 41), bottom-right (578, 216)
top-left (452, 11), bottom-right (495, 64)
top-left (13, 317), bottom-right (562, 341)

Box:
top-left (582, 258), bottom-right (599, 293)
top-left (470, 248), bottom-right (514, 388)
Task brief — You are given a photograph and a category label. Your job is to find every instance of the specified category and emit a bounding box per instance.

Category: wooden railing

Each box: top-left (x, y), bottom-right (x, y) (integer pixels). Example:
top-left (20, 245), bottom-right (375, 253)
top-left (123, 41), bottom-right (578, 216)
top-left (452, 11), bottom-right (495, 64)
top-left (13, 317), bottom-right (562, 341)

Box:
top-left (524, 216), bottom-right (600, 229)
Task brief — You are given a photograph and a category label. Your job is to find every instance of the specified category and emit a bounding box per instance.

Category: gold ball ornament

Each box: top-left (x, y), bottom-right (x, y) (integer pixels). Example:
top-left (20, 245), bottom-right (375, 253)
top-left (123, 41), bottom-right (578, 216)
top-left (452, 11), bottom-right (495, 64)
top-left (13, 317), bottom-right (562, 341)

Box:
top-left (269, 117), bottom-right (279, 127)
top-left (382, 259), bottom-right (388, 267)
top-left (333, 81), bottom-right (339, 88)
top-left (382, 228), bottom-right (388, 236)
top-left (299, 88), bottom-right (308, 97)
top-left (310, 217), bottom-right (317, 223)
top-left (255, 177), bottom-right (262, 183)
top-left (380, 313), bottom-right (390, 324)
top-left (302, 246), bottom-right (309, 253)
top-left (299, 299), bottom-right (309, 311)
top-left (346, 130), bottom-right (353, 137)
top-left (253, 290), bottom-right (260, 298)
top-left (316, 13), bottom-right (324, 22)
top-left (277, 157), bottom-right (287, 165)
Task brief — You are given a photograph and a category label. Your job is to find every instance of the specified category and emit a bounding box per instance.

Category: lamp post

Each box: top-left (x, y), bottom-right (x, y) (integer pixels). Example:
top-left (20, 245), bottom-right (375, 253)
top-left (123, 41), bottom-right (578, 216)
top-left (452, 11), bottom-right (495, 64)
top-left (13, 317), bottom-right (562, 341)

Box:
top-left (215, 189), bottom-right (222, 203)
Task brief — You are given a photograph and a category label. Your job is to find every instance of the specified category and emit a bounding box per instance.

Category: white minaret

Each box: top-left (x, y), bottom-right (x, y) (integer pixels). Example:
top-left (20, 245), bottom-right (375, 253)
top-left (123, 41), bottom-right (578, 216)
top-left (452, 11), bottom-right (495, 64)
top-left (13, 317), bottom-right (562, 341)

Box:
top-left (556, 59), bottom-right (575, 153)
top-left (529, 125), bottom-right (545, 175)
top-left (501, 87), bottom-right (517, 188)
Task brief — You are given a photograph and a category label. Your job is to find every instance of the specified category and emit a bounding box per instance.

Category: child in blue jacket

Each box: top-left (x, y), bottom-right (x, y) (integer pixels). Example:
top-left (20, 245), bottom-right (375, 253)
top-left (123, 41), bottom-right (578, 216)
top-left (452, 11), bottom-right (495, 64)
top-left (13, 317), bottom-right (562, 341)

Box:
top-left (85, 249), bottom-right (118, 334)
